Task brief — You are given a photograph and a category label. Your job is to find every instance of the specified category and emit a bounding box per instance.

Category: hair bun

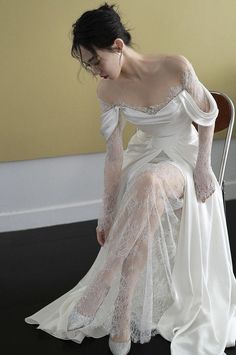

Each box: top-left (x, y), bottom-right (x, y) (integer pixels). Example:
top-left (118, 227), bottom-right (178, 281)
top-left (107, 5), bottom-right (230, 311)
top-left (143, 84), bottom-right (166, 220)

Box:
top-left (98, 2), bottom-right (116, 12)
top-left (71, 1), bottom-right (133, 69)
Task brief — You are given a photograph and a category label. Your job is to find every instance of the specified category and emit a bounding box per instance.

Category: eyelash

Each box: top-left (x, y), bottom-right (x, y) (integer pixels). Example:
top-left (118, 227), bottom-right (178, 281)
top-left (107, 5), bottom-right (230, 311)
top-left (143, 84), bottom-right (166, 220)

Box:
top-left (94, 59), bottom-right (101, 65)
top-left (85, 59), bottom-right (101, 68)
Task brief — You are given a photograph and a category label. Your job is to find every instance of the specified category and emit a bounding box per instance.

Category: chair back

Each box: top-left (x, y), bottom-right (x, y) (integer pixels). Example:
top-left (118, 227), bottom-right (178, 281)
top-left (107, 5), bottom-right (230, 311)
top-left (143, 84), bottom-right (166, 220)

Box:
top-left (211, 92), bottom-right (235, 188)
top-left (211, 92), bottom-right (235, 133)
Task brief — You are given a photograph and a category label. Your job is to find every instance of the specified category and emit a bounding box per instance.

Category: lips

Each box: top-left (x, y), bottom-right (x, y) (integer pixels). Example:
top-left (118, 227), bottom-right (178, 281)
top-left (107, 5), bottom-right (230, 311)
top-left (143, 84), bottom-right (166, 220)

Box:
top-left (101, 75), bottom-right (109, 79)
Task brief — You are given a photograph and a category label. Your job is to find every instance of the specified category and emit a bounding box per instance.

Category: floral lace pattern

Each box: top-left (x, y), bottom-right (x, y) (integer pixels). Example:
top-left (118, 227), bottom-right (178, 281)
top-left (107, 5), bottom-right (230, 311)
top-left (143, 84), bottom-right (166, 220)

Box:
top-left (65, 56), bottom-right (215, 344)
top-left (180, 57), bottom-right (215, 202)
top-left (64, 162), bottom-right (185, 343)
top-left (97, 56), bottom-right (215, 232)
top-left (24, 57), bottom-right (227, 352)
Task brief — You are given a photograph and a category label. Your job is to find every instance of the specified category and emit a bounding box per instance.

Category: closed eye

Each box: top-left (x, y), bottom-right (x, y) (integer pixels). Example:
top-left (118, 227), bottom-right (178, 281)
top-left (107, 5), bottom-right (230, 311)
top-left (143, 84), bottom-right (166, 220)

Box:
top-left (92, 59), bottom-right (101, 66)
top-left (83, 58), bottom-right (101, 67)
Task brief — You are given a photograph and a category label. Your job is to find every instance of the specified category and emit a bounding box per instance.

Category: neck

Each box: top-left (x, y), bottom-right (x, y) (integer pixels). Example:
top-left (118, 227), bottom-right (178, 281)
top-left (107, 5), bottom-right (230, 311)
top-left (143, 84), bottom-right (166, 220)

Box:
top-left (119, 46), bottom-right (145, 81)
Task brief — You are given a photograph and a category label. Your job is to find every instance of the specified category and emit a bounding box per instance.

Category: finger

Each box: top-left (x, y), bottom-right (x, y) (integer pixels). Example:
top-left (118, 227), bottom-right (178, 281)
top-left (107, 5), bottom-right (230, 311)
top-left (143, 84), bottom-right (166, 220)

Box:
top-left (199, 194), bottom-right (206, 203)
top-left (195, 187), bottom-right (202, 201)
top-left (102, 234), bottom-right (106, 245)
top-left (202, 193), bottom-right (210, 202)
top-left (97, 233), bottom-right (104, 246)
top-left (97, 235), bottom-right (102, 246)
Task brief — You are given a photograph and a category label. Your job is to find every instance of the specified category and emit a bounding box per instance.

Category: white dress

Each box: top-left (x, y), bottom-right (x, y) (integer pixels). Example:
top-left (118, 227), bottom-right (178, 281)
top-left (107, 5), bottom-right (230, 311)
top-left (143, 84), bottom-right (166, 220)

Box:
top-left (25, 59), bottom-right (236, 355)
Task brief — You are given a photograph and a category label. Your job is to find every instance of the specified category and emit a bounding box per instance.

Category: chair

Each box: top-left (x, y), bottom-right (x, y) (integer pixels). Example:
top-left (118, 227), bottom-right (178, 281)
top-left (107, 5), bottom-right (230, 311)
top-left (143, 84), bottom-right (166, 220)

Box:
top-left (211, 92), bottom-right (235, 188)
top-left (193, 92), bottom-right (235, 211)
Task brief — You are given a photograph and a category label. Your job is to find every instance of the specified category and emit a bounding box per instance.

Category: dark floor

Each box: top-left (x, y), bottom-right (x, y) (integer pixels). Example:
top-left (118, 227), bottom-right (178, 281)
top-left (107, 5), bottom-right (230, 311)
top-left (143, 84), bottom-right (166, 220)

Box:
top-left (0, 200), bottom-right (236, 355)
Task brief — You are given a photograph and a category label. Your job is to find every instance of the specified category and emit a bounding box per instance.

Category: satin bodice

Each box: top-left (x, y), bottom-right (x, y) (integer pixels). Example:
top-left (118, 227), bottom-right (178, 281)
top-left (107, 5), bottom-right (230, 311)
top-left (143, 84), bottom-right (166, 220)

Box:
top-left (99, 82), bottom-right (219, 173)
top-left (99, 82), bottom-right (219, 142)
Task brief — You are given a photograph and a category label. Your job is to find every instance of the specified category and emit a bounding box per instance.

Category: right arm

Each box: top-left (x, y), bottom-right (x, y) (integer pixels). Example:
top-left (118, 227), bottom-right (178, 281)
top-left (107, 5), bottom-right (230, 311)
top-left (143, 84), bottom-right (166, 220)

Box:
top-left (97, 121), bottom-right (124, 237)
top-left (96, 81), bottom-right (125, 244)
top-left (176, 55), bottom-right (217, 202)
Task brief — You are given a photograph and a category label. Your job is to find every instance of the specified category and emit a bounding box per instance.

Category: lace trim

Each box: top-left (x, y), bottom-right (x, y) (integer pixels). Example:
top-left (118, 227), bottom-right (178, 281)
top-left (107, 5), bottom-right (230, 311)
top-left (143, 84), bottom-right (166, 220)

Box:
top-left (99, 85), bottom-right (183, 115)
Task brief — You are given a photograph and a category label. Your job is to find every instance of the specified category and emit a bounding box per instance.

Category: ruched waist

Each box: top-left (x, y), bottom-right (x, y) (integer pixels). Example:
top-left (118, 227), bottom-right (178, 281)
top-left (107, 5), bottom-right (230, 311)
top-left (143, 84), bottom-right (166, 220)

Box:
top-left (136, 123), bottom-right (195, 149)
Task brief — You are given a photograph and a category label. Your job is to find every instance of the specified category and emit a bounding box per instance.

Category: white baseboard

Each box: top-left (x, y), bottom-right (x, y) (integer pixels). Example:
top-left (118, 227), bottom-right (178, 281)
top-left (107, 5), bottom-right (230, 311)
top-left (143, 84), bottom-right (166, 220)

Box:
top-left (0, 199), bottom-right (102, 233)
top-left (0, 139), bottom-right (235, 233)
top-left (1, 183), bottom-right (235, 232)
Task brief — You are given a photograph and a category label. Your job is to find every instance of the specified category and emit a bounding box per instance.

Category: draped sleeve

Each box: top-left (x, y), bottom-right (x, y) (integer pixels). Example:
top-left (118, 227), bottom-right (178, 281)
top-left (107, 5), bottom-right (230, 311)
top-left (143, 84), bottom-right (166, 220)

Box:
top-left (178, 56), bottom-right (219, 126)
top-left (99, 99), bottom-right (126, 141)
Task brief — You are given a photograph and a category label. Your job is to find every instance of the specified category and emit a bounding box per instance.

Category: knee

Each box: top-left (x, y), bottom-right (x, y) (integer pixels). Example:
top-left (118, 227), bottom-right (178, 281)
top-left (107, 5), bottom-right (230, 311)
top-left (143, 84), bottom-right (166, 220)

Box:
top-left (132, 170), bottom-right (157, 198)
top-left (130, 170), bottom-right (165, 214)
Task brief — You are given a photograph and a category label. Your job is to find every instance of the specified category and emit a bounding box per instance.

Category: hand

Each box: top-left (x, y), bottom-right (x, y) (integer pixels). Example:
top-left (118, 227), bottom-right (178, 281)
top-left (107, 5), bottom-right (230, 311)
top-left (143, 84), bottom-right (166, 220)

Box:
top-left (96, 226), bottom-right (106, 247)
top-left (96, 211), bottom-right (115, 246)
top-left (96, 224), bottom-right (111, 247)
top-left (193, 164), bottom-right (215, 203)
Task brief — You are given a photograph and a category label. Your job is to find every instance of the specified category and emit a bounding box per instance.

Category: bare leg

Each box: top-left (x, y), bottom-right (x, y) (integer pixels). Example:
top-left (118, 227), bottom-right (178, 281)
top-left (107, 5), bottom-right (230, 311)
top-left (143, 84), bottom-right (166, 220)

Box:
top-left (110, 162), bottom-right (185, 342)
top-left (75, 171), bottom-right (163, 317)
top-left (110, 214), bottom-right (161, 342)
top-left (74, 162), bottom-right (184, 330)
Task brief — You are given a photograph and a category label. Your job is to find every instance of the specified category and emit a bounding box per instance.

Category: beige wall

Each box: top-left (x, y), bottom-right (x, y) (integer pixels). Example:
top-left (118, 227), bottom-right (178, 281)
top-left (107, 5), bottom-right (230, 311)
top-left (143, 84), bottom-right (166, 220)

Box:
top-left (0, 0), bottom-right (235, 162)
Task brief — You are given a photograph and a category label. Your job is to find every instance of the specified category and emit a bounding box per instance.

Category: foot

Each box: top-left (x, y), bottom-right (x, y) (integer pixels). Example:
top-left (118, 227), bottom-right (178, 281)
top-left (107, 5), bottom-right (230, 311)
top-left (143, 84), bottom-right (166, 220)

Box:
top-left (67, 282), bottom-right (111, 331)
top-left (67, 306), bottom-right (94, 331)
top-left (109, 336), bottom-right (131, 355)
top-left (76, 279), bottom-right (110, 317)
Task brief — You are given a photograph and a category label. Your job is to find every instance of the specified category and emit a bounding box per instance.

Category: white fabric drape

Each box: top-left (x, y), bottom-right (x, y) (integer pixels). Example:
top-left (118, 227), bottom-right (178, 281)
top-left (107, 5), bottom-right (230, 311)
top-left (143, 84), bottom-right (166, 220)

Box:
top-left (25, 58), bottom-right (236, 354)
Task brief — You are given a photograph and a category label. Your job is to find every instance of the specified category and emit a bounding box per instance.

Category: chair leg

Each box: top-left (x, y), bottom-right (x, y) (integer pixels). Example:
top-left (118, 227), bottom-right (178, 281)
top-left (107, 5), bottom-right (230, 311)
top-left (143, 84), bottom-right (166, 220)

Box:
top-left (222, 180), bottom-right (227, 214)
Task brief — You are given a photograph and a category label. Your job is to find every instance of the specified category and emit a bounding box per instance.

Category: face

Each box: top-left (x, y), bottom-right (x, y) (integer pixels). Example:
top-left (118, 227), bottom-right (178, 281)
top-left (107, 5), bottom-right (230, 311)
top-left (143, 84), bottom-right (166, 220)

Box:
top-left (79, 39), bottom-right (123, 80)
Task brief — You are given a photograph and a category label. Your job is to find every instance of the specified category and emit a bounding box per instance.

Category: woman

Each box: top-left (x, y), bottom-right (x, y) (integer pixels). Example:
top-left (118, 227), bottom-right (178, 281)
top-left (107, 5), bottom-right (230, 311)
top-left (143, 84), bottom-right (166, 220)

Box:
top-left (25, 3), bottom-right (236, 355)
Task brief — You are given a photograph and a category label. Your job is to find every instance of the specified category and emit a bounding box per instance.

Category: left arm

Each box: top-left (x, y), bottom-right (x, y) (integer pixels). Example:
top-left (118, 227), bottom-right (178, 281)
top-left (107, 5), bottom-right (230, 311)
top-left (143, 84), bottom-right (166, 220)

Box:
top-left (193, 124), bottom-right (215, 202)
top-left (175, 54), bottom-right (216, 202)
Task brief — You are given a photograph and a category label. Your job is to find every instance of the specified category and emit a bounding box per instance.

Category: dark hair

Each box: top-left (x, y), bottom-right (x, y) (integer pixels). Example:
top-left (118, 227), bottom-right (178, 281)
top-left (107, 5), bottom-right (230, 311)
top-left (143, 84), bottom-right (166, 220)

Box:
top-left (70, 2), bottom-right (135, 78)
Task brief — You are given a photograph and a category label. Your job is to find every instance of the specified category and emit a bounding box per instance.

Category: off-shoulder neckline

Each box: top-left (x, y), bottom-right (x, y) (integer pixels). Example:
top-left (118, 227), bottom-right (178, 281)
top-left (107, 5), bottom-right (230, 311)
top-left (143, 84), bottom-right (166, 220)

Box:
top-left (98, 87), bottom-right (215, 117)
top-left (98, 89), bottom-right (184, 115)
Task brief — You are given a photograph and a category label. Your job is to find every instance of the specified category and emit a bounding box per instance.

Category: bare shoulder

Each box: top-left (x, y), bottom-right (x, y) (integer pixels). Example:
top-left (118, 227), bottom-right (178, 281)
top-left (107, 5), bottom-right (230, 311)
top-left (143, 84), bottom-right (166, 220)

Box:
top-left (141, 53), bottom-right (191, 77)
top-left (96, 78), bottom-right (117, 104)
top-left (96, 54), bottom-right (167, 103)
top-left (164, 54), bottom-right (192, 74)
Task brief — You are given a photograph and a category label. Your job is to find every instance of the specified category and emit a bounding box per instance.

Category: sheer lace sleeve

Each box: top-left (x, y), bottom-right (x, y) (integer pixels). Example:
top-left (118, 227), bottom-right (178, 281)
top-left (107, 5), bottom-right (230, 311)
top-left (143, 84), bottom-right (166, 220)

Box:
top-left (177, 55), bottom-right (217, 202)
top-left (97, 99), bottom-right (126, 234)
top-left (178, 55), bottom-right (219, 126)
top-left (192, 123), bottom-right (216, 202)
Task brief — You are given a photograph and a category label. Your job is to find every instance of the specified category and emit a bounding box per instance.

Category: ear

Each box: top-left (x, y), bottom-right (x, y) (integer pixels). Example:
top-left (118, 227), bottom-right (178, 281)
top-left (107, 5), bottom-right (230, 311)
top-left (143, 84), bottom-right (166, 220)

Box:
top-left (112, 38), bottom-right (124, 52)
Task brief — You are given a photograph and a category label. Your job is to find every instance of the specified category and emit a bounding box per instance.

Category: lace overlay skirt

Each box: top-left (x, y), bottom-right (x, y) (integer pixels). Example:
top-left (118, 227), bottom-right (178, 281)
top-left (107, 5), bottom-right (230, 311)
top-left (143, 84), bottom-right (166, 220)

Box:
top-left (25, 154), bottom-right (186, 345)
